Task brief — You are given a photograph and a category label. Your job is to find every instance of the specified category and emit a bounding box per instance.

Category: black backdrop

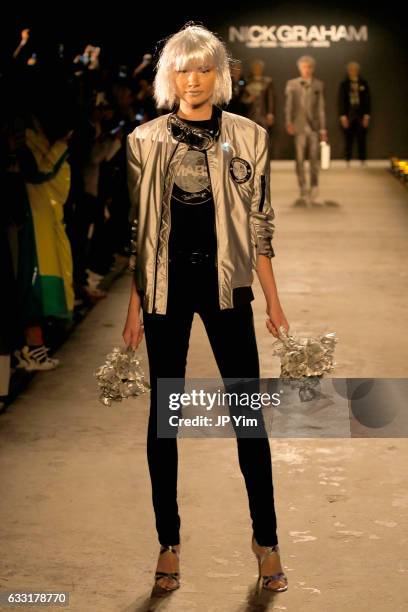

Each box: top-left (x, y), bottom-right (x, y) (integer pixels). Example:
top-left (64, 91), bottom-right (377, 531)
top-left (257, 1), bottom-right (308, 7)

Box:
top-left (214, 4), bottom-right (408, 159)
top-left (3, 1), bottom-right (408, 158)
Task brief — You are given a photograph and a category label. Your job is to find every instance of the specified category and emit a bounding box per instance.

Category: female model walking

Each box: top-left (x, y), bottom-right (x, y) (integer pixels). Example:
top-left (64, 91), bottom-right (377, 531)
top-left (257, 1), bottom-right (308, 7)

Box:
top-left (123, 23), bottom-right (290, 594)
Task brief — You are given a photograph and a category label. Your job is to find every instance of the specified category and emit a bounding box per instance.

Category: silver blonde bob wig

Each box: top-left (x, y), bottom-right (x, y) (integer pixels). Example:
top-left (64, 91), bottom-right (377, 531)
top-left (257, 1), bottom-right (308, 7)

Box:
top-left (153, 23), bottom-right (233, 109)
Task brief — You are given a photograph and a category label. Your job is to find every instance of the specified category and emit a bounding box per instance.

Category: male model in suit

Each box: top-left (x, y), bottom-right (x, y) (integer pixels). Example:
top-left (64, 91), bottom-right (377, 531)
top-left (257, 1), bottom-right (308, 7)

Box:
top-left (338, 61), bottom-right (371, 164)
top-left (285, 55), bottom-right (327, 204)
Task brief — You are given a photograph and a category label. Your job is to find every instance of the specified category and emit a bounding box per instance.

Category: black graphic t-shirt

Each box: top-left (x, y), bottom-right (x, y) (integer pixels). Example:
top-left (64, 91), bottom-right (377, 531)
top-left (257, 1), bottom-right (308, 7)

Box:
top-left (168, 115), bottom-right (217, 260)
top-left (168, 112), bottom-right (254, 308)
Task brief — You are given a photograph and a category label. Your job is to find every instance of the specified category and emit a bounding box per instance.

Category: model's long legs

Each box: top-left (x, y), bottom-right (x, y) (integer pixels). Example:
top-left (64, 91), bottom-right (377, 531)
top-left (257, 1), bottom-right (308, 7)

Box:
top-left (142, 301), bottom-right (194, 546)
top-left (199, 302), bottom-right (278, 546)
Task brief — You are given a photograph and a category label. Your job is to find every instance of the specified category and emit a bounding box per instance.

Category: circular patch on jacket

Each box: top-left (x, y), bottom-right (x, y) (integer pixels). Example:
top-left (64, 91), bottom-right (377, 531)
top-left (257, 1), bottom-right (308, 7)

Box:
top-left (229, 157), bottom-right (252, 183)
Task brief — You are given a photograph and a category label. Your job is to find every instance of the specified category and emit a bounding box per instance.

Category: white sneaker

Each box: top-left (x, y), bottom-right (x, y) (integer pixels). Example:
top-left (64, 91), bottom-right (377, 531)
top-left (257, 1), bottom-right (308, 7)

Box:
top-left (13, 345), bottom-right (60, 371)
top-left (85, 268), bottom-right (104, 281)
top-left (86, 268), bottom-right (104, 290)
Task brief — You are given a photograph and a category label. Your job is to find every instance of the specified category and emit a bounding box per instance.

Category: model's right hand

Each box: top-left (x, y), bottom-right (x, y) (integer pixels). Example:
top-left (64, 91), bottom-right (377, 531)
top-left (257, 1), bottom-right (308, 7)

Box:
top-left (286, 122), bottom-right (295, 135)
top-left (122, 308), bottom-right (144, 350)
top-left (265, 302), bottom-right (289, 339)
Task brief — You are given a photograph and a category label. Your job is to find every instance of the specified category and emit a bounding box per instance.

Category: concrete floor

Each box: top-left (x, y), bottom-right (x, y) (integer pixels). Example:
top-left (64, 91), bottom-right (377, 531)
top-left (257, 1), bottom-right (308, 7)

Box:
top-left (1, 164), bottom-right (408, 611)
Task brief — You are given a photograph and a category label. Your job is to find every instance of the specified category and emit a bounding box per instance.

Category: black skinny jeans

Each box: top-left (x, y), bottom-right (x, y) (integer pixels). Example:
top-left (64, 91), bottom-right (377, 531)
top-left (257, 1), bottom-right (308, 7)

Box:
top-left (142, 257), bottom-right (278, 547)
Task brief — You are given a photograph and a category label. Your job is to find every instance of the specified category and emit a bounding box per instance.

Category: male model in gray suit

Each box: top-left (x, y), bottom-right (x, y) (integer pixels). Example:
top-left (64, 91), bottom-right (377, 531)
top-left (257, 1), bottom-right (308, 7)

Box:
top-left (285, 55), bottom-right (328, 203)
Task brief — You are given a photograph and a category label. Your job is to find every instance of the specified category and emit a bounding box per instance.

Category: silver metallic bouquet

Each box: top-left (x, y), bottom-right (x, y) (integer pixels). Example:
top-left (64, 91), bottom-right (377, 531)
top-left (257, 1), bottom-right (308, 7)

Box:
top-left (272, 326), bottom-right (338, 379)
top-left (271, 326), bottom-right (338, 402)
top-left (272, 326), bottom-right (338, 402)
top-left (94, 346), bottom-right (150, 406)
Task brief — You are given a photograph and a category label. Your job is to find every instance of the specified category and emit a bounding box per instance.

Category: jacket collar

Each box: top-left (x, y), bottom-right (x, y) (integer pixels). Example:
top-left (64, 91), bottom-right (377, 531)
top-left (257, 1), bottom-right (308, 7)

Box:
top-left (298, 76), bottom-right (314, 86)
top-left (168, 104), bottom-right (223, 143)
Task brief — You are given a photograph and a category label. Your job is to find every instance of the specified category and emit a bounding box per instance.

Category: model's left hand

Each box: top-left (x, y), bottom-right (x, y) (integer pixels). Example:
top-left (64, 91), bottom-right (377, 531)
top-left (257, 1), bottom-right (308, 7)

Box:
top-left (319, 130), bottom-right (329, 142)
top-left (266, 303), bottom-right (289, 338)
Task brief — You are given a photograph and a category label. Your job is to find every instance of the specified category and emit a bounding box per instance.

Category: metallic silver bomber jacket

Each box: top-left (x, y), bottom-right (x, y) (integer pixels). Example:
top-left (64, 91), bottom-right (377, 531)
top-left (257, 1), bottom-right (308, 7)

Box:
top-left (126, 105), bottom-right (276, 315)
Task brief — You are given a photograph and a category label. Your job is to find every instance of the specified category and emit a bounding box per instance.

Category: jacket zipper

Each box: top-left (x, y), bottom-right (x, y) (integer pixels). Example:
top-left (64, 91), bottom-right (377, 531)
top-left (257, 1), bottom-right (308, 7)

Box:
top-left (204, 151), bottom-right (220, 307)
top-left (259, 174), bottom-right (266, 212)
top-left (152, 142), bottom-right (180, 312)
top-left (249, 174), bottom-right (266, 269)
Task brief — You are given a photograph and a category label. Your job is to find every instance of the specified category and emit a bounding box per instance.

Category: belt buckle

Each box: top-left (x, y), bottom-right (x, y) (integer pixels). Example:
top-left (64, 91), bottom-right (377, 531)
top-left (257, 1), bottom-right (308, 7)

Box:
top-left (190, 250), bottom-right (208, 264)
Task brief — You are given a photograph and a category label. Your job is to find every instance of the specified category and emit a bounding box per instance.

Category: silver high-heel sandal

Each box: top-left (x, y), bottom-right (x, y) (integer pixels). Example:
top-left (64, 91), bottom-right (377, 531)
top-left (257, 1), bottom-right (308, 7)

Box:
top-left (154, 545), bottom-right (180, 592)
top-left (251, 535), bottom-right (288, 592)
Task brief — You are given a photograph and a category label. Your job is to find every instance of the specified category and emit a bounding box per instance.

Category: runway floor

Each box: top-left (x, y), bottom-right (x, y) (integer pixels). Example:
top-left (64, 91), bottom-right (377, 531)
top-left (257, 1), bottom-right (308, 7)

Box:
top-left (1, 164), bottom-right (407, 611)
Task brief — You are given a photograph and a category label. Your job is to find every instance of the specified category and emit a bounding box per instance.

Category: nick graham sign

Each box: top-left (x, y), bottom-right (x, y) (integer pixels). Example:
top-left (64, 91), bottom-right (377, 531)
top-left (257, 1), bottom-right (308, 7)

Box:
top-left (229, 25), bottom-right (368, 48)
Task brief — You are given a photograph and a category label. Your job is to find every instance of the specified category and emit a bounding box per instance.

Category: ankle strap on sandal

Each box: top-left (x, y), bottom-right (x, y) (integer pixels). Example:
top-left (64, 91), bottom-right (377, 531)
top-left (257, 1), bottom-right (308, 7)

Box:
top-left (159, 544), bottom-right (179, 555)
top-left (259, 544), bottom-right (279, 561)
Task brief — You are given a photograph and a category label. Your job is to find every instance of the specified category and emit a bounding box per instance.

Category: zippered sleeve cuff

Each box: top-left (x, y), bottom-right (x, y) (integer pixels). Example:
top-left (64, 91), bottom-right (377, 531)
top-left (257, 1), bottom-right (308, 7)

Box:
top-left (127, 131), bottom-right (142, 271)
top-left (250, 128), bottom-right (276, 258)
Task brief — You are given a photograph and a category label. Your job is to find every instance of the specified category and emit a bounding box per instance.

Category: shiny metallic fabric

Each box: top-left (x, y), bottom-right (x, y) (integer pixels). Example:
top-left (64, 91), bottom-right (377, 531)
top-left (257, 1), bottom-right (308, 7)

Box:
top-left (94, 346), bottom-right (150, 406)
top-left (127, 105), bottom-right (276, 314)
top-left (272, 327), bottom-right (338, 378)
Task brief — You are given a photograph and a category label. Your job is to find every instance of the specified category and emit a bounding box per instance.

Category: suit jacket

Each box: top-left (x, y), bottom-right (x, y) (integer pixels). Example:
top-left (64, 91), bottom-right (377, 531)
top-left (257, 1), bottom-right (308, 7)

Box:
top-left (285, 76), bottom-right (326, 133)
top-left (338, 77), bottom-right (371, 118)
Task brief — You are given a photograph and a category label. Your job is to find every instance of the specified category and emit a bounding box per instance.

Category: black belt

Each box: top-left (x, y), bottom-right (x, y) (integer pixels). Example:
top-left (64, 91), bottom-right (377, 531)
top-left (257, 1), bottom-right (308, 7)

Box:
top-left (169, 249), bottom-right (214, 265)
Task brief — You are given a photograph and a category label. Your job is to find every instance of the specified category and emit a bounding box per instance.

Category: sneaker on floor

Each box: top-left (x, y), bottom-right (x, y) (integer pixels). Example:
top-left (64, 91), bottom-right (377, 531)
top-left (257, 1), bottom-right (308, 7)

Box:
top-left (83, 285), bottom-right (107, 300)
top-left (13, 345), bottom-right (60, 371)
top-left (86, 268), bottom-right (104, 282)
top-left (86, 278), bottom-right (103, 291)
top-left (86, 269), bottom-right (105, 291)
